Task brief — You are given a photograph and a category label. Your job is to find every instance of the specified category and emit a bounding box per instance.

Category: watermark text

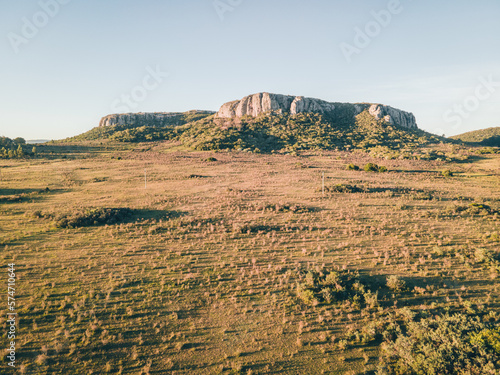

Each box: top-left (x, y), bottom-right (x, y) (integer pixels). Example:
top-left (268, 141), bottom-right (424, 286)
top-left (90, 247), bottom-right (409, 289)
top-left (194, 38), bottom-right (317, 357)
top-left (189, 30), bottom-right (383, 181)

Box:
top-left (6, 263), bottom-right (16, 368)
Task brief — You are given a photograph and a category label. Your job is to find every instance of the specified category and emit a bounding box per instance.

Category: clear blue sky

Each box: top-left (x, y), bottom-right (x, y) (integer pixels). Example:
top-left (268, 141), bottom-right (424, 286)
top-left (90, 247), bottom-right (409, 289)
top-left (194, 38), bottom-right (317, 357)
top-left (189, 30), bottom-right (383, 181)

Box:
top-left (1, 0), bottom-right (499, 140)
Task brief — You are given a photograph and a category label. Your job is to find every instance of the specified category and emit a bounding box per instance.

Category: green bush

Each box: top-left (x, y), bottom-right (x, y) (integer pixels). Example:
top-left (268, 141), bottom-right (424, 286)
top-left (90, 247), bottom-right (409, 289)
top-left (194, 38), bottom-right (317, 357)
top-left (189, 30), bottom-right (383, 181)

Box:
top-left (363, 163), bottom-right (387, 172)
top-left (295, 269), bottom-right (373, 307)
top-left (386, 275), bottom-right (405, 292)
top-left (326, 184), bottom-right (363, 193)
top-left (346, 163), bottom-right (360, 171)
top-left (470, 328), bottom-right (500, 354)
top-left (378, 313), bottom-right (500, 375)
top-left (441, 169), bottom-right (454, 177)
top-left (364, 163), bottom-right (379, 172)
top-left (53, 208), bottom-right (133, 228)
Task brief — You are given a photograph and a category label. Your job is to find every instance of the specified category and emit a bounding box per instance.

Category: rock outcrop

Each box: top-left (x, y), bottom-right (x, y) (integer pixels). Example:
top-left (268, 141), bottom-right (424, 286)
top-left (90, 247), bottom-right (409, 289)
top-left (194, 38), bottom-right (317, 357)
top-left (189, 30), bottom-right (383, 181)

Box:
top-left (99, 110), bottom-right (215, 128)
top-left (215, 93), bottom-right (417, 129)
top-left (367, 104), bottom-right (417, 130)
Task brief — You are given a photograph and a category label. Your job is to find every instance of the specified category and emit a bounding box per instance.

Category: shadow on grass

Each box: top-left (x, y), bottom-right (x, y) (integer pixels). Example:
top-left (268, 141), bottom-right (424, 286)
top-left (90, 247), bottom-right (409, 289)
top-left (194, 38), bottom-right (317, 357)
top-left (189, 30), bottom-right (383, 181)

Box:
top-left (0, 187), bottom-right (63, 204)
top-left (31, 143), bottom-right (128, 160)
top-left (132, 209), bottom-right (187, 222)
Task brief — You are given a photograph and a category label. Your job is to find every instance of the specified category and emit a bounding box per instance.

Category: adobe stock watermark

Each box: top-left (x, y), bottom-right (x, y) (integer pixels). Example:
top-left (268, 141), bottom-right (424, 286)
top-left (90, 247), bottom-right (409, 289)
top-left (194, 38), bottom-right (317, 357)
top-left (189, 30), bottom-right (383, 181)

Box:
top-left (213, 0), bottom-right (243, 21)
top-left (111, 65), bottom-right (169, 113)
top-left (340, 0), bottom-right (409, 63)
top-left (7, 0), bottom-right (71, 54)
top-left (442, 75), bottom-right (500, 131)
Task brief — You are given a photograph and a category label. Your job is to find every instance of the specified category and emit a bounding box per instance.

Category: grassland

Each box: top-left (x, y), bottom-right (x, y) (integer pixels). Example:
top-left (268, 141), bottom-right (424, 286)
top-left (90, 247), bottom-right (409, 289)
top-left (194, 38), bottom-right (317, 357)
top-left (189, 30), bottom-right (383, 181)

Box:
top-left (1, 140), bottom-right (499, 374)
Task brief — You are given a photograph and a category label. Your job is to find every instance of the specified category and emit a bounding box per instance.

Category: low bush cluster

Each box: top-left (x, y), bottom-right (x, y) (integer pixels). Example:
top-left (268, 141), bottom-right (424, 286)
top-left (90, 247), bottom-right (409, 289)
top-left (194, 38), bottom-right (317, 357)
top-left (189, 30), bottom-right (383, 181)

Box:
top-left (326, 184), bottom-right (363, 193)
top-left (295, 269), bottom-right (378, 308)
top-left (378, 312), bottom-right (500, 375)
top-left (245, 202), bottom-right (313, 213)
top-left (51, 208), bottom-right (134, 228)
top-left (364, 163), bottom-right (388, 173)
top-left (446, 203), bottom-right (498, 217)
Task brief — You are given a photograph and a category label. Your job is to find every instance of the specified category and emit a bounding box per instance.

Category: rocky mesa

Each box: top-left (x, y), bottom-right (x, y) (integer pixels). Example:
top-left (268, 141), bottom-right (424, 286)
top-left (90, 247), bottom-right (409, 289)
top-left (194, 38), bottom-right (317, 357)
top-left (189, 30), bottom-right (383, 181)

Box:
top-left (97, 93), bottom-right (418, 131)
top-left (99, 110), bottom-right (215, 128)
top-left (215, 92), bottom-right (418, 129)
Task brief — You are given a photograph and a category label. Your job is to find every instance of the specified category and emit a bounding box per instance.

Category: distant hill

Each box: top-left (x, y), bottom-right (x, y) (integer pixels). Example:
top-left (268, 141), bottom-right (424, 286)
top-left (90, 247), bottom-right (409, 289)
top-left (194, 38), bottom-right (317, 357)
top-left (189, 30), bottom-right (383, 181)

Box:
top-left (451, 127), bottom-right (500, 146)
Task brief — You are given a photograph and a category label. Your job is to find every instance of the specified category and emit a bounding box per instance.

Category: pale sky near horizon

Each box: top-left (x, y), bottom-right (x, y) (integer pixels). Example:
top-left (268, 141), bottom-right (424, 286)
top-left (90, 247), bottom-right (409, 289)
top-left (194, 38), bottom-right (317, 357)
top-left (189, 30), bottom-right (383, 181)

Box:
top-left (1, 0), bottom-right (499, 140)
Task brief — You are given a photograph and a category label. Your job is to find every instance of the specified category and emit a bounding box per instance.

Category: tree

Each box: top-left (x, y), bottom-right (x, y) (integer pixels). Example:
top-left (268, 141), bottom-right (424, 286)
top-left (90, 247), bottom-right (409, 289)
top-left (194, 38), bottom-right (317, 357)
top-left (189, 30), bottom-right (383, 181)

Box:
top-left (13, 137), bottom-right (26, 145)
top-left (16, 144), bottom-right (24, 158)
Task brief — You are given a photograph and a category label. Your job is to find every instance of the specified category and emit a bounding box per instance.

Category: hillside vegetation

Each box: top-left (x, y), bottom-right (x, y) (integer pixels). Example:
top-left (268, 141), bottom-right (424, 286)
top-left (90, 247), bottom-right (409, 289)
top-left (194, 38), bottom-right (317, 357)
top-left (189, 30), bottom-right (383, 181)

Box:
top-left (64, 110), bottom-right (446, 156)
top-left (452, 126), bottom-right (500, 146)
top-left (62, 110), bottom-right (213, 142)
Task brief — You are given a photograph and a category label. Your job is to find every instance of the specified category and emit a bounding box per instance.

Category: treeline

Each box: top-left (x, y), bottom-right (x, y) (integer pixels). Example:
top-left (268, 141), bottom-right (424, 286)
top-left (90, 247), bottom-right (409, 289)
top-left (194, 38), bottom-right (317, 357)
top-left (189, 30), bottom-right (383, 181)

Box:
top-left (0, 136), bottom-right (36, 159)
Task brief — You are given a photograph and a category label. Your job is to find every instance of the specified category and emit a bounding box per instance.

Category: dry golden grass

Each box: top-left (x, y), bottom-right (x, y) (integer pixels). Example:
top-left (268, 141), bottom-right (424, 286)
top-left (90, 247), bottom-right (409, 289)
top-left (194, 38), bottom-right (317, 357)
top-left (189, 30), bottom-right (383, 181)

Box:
top-left (0, 141), bottom-right (499, 374)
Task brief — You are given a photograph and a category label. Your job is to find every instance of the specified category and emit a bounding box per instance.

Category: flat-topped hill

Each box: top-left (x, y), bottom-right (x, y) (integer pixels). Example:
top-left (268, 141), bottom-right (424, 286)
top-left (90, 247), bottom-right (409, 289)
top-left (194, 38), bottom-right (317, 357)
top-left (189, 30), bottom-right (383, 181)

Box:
top-left (215, 92), bottom-right (418, 130)
top-left (67, 93), bottom-right (444, 153)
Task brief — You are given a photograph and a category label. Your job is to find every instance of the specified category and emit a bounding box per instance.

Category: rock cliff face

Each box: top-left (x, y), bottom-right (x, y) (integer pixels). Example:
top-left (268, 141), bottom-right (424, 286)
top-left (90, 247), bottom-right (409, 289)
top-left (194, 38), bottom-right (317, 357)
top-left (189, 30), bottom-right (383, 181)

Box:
top-left (99, 110), bottom-right (215, 128)
top-left (215, 93), bottom-right (417, 129)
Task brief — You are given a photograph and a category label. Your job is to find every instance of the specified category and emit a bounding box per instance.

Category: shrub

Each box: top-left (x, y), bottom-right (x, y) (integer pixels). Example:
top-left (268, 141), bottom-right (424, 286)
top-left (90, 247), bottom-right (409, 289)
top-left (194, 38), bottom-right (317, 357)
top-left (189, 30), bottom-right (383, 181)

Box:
top-left (410, 192), bottom-right (433, 201)
top-left (364, 163), bottom-right (387, 172)
top-left (205, 157), bottom-right (217, 162)
top-left (467, 203), bottom-right (496, 215)
top-left (378, 313), bottom-right (500, 375)
top-left (246, 202), bottom-right (313, 213)
top-left (296, 284), bottom-right (316, 304)
top-left (327, 184), bottom-right (363, 193)
top-left (470, 328), bottom-right (500, 354)
top-left (295, 269), bottom-right (372, 307)
top-left (54, 208), bottom-right (133, 228)
top-left (441, 169), bottom-right (454, 177)
top-left (386, 275), bottom-right (405, 292)
top-left (346, 163), bottom-right (359, 171)
top-left (364, 163), bottom-right (379, 172)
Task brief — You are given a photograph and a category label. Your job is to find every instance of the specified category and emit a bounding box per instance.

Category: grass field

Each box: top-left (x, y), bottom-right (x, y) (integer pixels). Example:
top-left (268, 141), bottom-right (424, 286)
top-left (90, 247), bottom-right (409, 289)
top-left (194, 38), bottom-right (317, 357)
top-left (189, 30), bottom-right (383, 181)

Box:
top-left (1, 141), bottom-right (499, 374)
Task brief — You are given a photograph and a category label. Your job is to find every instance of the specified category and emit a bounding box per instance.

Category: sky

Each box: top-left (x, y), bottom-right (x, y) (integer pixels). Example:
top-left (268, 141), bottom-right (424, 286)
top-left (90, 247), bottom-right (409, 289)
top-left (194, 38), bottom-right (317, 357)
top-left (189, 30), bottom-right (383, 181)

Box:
top-left (0, 0), bottom-right (499, 140)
